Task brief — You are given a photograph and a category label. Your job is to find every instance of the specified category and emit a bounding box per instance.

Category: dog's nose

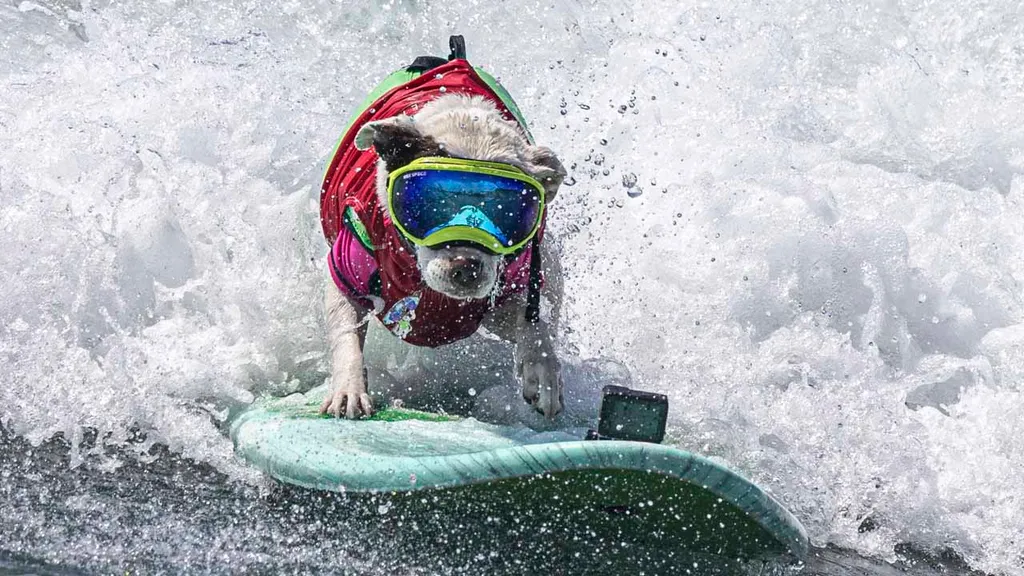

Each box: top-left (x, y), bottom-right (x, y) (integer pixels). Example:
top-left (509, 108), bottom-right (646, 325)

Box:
top-left (449, 256), bottom-right (483, 288)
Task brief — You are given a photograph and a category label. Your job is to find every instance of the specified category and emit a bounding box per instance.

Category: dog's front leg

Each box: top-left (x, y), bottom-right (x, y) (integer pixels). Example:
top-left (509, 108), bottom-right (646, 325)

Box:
top-left (518, 241), bottom-right (565, 419)
top-left (515, 312), bottom-right (563, 419)
top-left (318, 281), bottom-right (373, 418)
top-left (485, 246), bottom-right (565, 418)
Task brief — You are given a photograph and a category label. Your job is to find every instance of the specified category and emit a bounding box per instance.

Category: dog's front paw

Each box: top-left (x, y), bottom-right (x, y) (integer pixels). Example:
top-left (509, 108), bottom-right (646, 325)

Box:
top-left (516, 325), bottom-right (563, 419)
top-left (520, 354), bottom-right (563, 419)
top-left (318, 369), bottom-right (373, 419)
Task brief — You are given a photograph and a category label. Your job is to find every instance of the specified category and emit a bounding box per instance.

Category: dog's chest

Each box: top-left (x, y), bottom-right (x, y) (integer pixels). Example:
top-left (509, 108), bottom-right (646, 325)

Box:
top-left (375, 285), bottom-right (493, 347)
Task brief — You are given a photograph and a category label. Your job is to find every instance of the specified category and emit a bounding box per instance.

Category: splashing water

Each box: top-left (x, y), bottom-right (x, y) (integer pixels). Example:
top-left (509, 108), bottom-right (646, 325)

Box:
top-left (2, 0), bottom-right (1022, 574)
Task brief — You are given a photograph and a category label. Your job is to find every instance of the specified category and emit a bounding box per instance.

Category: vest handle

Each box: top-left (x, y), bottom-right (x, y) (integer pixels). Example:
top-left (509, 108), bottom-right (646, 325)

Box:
top-left (448, 35), bottom-right (467, 61)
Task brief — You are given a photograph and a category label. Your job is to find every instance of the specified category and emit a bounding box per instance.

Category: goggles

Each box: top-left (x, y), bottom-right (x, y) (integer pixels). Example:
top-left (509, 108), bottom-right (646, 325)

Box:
top-left (386, 157), bottom-right (546, 255)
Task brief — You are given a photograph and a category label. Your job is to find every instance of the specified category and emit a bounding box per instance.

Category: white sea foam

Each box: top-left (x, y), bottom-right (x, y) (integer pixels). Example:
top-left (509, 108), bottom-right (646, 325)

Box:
top-left (2, 0), bottom-right (1022, 573)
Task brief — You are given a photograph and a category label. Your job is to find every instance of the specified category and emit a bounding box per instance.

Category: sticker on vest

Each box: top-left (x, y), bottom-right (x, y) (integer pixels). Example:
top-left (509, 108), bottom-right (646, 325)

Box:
top-left (382, 293), bottom-right (420, 339)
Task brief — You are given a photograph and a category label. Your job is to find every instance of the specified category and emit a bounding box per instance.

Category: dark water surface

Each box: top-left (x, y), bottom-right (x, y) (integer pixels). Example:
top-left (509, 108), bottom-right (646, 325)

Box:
top-left (0, 428), bottom-right (979, 576)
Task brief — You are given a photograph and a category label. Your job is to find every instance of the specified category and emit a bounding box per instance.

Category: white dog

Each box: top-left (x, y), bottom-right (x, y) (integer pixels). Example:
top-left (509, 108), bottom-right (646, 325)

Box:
top-left (316, 68), bottom-right (567, 420)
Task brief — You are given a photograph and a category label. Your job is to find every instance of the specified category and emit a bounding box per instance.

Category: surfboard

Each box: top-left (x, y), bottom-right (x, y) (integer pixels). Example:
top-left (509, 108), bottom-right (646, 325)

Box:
top-left (229, 386), bottom-right (808, 572)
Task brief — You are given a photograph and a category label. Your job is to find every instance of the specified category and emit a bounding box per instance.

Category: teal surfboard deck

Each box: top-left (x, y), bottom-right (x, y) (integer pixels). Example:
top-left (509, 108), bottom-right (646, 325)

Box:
top-left (230, 389), bottom-right (808, 571)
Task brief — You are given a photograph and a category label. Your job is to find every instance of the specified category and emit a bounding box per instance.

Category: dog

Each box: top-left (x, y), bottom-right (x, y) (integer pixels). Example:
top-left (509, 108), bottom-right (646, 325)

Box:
top-left (316, 57), bottom-right (567, 420)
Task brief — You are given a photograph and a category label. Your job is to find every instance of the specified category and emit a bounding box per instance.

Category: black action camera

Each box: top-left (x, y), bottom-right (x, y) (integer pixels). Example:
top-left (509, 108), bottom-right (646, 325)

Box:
top-left (586, 385), bottom-right (669, 444)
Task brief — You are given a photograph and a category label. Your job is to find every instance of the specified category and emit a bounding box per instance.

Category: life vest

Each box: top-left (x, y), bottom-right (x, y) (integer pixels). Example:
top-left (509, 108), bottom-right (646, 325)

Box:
top-left (319, 58), bottom-right (542, 348)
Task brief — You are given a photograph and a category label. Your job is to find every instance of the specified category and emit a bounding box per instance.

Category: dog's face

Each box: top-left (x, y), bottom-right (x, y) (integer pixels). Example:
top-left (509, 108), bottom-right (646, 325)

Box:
top-left (415, 243), bottom-right (500, 300)
top-left (354, 94), bottom-right (566, 301)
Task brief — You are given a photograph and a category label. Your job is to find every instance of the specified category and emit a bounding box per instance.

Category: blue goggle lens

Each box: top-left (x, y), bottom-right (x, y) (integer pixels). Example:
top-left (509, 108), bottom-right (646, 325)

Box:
top-left (390, 169), bottom-right (542, 248)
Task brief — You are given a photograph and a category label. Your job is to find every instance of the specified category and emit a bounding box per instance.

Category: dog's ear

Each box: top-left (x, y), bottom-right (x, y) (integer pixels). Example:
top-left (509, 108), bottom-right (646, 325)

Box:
top-left (524, 145), bottom-right (567, 202)
top-left (354, 116), bottom-right (445, 171)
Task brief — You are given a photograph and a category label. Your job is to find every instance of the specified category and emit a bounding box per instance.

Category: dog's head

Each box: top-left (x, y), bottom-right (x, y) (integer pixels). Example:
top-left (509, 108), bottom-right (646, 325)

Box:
top-left (354, 94), bottom-right (566, 300)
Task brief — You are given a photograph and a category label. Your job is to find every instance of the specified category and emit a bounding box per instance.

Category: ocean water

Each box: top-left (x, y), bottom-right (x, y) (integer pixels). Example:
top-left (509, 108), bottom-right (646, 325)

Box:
top-left (1, 0), bottom-right (1022, 574)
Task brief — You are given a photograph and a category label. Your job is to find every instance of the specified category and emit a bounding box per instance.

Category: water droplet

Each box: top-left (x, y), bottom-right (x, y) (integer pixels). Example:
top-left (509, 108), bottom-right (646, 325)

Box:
top-left (368, 108), bottom-right (376, 113)
top-left (560, 109), bottom-right (568, 116)
top-left (627, 188), bottom-right (643, 198)
top-left (622, 173), bottom-right (638, 188)
top-left (599, 138), bottom-right (608, 145)
top-left (564, 176), bottom-right (577, 186)
top-left (434, 73), bottom-right (443, 79)
top-left (917, 293), bottom-right (928, 303)
top-left (577, 103), bottom-right (590, 110)
top-left (439, 86), bottom-right (447, 93)
top-left (468, 388), bottom-right (477, 397)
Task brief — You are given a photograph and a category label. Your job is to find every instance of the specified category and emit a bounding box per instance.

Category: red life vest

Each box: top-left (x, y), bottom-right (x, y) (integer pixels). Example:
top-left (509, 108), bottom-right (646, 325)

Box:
top-left (319, 59), bottom-right (541, 348)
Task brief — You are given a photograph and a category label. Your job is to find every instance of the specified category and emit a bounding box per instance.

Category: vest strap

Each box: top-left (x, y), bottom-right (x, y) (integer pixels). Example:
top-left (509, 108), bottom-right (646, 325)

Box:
top-left (525, 240), bottom-right (542, 324)
top-left (343, 206), bottom-right (374, 251)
